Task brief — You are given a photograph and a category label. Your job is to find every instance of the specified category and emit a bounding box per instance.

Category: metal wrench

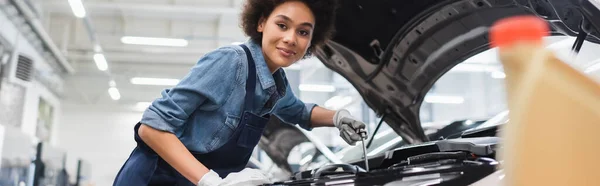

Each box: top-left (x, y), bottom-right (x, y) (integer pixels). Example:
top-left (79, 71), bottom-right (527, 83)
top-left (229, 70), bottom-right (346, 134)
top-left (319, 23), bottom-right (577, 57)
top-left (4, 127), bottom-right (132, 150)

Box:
top-left (358, 128), bottom-right (369, 172)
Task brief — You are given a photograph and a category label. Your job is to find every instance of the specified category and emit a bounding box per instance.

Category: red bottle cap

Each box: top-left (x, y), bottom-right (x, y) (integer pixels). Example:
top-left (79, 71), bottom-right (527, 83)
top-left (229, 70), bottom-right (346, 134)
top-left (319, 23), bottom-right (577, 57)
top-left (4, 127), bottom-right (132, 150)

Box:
top-left (490, 15), bottom-right (550, 48)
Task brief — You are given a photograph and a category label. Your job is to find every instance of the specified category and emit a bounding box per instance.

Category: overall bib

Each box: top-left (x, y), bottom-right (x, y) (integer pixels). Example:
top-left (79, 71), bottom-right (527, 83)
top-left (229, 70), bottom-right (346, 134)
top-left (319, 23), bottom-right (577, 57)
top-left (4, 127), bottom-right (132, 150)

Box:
top-left (113, 44), bottom-right (269, 186)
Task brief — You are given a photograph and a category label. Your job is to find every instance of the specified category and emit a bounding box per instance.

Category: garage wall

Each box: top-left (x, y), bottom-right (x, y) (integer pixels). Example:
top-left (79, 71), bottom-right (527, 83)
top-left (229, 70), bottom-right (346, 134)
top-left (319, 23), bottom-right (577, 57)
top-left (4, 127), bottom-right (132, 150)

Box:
top-left (0, 8), bottom-right (35, 132)
top-left (58, 103), bottom-right (141, 186)
top-left (0, 6), bottom-right (63, 145)
top-left (22, 80), bottom-right (63, 145)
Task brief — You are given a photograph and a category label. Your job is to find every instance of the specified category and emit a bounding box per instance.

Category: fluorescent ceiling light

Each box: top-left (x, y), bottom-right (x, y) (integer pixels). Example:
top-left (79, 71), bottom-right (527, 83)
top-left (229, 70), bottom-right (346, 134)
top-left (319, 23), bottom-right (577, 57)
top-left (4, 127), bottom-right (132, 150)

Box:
top-left (130, 77), bottom-right (180, 86)
top-left (121, 36), bottom-right (189, 47)
top-left (93, 53), bottom-right (108, 71)
top-left (68, 0), bottom-right (86, 18)
top-left (108, 87), bottom-right (121, 100)
top-left (298, 84), bottom-right (336, 92)
top-left (424, 95), bottom-right (464, 104)
top-left (109, 80), bottom-right (116, 87)
top-left (491, 71), bottom-right (506, 79)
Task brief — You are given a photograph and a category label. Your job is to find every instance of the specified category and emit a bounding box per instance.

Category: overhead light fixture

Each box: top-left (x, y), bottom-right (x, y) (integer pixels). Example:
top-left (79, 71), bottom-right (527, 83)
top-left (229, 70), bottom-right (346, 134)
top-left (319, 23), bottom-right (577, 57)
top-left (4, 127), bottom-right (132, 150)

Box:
top-left (298, 84), bottom-right (336, 92)
top-left (121, 36), bottom-right (189, 47)
top-left (93, 53), bottom-right (108, 71)
top-left (130, 77), bottom-right (180, 86)
top-left (68, 0), bottom-right (86, 18)
top-left (108, 87), bottom-right (121, 100)
top-left (424, 95), bottom-right (464, 104)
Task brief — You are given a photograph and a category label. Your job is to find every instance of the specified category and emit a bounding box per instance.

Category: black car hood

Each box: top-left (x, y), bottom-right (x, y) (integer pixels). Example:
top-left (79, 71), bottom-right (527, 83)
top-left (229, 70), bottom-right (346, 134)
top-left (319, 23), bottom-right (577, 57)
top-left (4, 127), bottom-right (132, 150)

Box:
top-left (313, 0), bottom-right (600, 144)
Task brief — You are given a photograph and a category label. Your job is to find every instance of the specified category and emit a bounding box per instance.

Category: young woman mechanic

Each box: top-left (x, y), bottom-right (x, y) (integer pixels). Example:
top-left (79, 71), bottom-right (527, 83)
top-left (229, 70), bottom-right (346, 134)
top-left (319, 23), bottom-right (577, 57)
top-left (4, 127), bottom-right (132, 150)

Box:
top-left (113, 0), bottom-right (368, 185)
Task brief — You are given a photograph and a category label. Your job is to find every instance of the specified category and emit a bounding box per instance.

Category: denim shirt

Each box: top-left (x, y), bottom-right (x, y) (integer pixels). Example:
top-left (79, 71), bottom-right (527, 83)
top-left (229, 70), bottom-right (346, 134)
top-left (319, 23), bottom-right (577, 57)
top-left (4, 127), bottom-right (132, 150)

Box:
top-left (140, 40), bottom-right (317, 153)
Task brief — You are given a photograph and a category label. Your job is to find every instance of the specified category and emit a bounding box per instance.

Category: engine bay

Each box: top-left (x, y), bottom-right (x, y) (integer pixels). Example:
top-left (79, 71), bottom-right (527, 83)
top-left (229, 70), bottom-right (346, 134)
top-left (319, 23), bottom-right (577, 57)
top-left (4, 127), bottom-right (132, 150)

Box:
top-left (266, 125), bottom-right (501, 186)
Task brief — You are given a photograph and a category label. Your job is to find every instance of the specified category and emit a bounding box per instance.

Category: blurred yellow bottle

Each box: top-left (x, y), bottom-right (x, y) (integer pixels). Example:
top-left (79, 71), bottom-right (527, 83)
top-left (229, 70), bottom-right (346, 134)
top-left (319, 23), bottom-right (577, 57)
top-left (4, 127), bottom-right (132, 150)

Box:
top-left (490, 16), bottom-right (600, 186)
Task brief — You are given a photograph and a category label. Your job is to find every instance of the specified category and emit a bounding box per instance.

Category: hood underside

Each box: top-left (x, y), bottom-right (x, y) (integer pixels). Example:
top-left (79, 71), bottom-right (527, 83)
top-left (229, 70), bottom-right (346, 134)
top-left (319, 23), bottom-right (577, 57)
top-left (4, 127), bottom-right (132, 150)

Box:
top-left (313, 0), bottom-right (600, 144)
top-left (259, 0), bottom-right (600, 175)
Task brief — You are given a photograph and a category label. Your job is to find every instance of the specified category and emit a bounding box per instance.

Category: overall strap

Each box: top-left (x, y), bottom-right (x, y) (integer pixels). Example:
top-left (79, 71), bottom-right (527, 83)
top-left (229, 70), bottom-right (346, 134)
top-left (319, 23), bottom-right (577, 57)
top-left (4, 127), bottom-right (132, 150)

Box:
top-left (240, 44), bottom-right (256, 111)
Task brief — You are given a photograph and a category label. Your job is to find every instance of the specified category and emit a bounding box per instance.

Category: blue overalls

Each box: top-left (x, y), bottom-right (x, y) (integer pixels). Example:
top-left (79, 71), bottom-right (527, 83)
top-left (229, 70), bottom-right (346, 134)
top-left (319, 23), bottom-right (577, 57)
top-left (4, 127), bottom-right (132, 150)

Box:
top-left (112, 44), bottom-right (269, 186)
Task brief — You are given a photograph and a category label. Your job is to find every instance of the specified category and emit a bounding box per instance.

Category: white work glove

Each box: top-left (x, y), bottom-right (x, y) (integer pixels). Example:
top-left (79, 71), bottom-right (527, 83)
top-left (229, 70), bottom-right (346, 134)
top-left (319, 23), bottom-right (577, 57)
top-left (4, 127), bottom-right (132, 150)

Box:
top-left (197, 168), bottom-right (272, 186)
top-left (333, 109), bottom-right (368, 145)
top-left (221, 168), bottom-right (272, 186)
top-left (197, 170), bottom-right (223, 186)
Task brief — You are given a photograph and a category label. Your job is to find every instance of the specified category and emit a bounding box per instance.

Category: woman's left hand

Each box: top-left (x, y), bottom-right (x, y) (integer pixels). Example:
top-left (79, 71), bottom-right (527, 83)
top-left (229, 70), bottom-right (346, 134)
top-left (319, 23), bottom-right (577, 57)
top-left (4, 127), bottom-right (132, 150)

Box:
top-left (333, 109), bottom-right (368, 145)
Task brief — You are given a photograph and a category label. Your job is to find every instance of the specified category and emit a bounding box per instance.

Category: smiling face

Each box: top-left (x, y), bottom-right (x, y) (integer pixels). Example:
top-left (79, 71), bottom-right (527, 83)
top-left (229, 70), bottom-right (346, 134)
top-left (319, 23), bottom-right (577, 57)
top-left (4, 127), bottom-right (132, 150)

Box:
top-left (257, 1), bottom-right (315, 73)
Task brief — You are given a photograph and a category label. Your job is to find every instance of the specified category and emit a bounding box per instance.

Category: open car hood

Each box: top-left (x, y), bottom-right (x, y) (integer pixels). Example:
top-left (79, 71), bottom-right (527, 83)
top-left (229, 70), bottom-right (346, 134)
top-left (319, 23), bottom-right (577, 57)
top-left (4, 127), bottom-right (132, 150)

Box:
top-left (259, 0), bottom-right (600, 176)
top-left (312, 0), bottom-right (600, 144)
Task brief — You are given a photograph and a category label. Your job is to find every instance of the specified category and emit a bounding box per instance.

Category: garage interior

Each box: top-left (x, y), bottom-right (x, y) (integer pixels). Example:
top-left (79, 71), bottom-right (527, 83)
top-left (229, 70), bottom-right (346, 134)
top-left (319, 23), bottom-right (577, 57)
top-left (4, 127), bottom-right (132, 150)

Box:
top-left (1, 0), bottom-right (599, 185)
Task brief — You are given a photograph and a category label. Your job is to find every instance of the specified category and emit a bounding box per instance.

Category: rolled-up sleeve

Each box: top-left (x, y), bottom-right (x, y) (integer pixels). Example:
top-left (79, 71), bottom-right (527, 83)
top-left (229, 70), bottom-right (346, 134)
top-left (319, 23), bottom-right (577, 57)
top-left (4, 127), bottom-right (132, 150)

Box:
top-left (140, 47), bottom-right (242, 133)
top-left (272, 79), bottom-right (318, 131)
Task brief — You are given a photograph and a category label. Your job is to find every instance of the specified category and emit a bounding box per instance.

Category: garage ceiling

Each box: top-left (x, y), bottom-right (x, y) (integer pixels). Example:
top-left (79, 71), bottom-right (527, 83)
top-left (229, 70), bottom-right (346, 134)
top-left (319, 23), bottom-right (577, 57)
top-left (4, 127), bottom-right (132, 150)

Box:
top-left (31, 0), bottom-right (600, 111)
top-left (40, 0), bottom-right (250, 108)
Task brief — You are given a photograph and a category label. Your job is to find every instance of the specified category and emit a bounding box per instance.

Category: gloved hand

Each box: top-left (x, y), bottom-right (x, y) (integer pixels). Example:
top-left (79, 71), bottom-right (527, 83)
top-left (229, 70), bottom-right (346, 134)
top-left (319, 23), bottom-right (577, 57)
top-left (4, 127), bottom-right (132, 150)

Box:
top-left (197, 168), bottom-right (272, 186)
top-left (333, 109), bottom-right (368, 145)
top-left (197, 170), bottom-right (223, 186)
top-left (221, 168), bottom-right (272, 186)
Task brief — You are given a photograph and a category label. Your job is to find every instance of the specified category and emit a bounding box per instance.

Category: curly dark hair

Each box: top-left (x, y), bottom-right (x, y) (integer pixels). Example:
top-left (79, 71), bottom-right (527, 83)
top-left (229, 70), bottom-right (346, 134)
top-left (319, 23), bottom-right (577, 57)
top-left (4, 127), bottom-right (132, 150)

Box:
top-left (240, 0), bottom-right (338, 57)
